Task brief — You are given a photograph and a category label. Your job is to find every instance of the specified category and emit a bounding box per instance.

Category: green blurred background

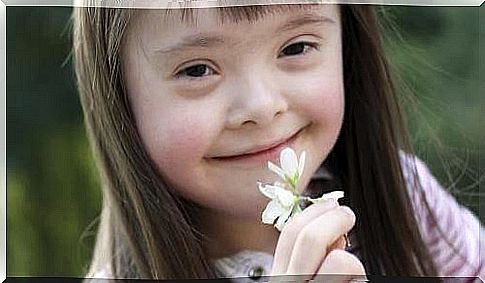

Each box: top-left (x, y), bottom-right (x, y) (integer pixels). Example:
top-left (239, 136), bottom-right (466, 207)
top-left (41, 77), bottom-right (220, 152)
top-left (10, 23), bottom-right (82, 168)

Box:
top-left (6, 5), bottom-right (484, 277)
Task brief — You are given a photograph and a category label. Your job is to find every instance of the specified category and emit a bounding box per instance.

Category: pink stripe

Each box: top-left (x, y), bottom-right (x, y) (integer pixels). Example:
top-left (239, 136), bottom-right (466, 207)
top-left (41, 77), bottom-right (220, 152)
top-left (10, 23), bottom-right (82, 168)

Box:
top-left (429, 225), bottom-right (459, 260)
top-left (401, 153), bottom-right (484, 279)
top-left (442, 250), bottom-right (469, 276)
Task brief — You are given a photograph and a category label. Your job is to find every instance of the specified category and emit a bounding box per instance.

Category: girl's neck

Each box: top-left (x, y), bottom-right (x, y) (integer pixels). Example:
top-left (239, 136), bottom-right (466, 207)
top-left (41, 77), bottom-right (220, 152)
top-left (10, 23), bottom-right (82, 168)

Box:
top-left (196, 208), bottom-right (279, 260)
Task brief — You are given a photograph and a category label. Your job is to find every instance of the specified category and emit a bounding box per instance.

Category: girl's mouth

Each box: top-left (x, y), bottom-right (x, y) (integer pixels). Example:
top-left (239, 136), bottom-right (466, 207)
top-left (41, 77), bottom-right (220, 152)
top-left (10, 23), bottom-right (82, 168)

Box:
top-left (210, 126), bottom-right (306, 166)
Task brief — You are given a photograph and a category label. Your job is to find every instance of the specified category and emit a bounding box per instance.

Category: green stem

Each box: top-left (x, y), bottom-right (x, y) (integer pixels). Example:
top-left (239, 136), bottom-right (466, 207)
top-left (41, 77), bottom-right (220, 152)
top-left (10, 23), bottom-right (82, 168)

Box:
top-left (286, 179), bottom-right (298, 195)
top-left (298, 196), bottom-right (319, 204)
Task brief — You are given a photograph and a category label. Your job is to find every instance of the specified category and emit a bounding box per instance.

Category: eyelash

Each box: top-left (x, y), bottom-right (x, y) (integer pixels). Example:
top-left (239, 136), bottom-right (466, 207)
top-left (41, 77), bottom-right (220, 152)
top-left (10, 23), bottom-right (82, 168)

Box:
top-left (174, 41), bottom-right (320, 80)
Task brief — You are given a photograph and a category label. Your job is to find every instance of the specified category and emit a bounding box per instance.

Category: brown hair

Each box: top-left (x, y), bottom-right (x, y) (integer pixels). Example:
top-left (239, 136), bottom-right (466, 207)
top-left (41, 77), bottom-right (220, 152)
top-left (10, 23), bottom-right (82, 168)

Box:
top-left (72, 4), bottom-right (441, 279)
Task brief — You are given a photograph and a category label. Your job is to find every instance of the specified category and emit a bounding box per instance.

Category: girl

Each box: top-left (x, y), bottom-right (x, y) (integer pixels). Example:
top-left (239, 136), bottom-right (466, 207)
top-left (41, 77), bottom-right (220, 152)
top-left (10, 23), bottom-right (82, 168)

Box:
top-left (72, 2), bottom-right (484, 281)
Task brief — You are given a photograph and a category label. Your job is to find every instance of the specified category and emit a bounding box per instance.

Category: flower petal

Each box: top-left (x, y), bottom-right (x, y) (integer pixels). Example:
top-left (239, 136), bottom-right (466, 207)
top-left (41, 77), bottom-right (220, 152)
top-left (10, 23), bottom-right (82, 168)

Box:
top-left (258, 182), bottom-right (276, 199)
top-left (274, 204), bottom-right (294, 231)
top-left (321, 190), bottom-right (344, 200)
top-left (298, 151), bottom-right (306, 178)
top-left (268, 161), bottom-right (286, 180)
top-left (311, 190), bottom-right (345, 204)
top-left (262, 200), bottom-right (286, 224)
top-left (273, 181), bottom-right (287, 189)
top-left (280, 147), bottom-right (298, 177)
top-left (275, 187), bottom-right (296, 207)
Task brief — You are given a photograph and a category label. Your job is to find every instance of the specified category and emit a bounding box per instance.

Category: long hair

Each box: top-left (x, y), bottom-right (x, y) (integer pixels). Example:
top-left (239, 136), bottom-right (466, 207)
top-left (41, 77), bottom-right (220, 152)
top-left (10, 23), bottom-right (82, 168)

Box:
top-left (72, 4), bottom-right (440, 279)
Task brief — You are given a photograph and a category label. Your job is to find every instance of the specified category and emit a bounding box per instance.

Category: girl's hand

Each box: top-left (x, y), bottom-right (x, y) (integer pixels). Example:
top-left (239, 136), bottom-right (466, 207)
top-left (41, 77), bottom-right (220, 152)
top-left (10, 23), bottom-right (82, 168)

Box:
top-left (270, 199), bottom-right (367, 282)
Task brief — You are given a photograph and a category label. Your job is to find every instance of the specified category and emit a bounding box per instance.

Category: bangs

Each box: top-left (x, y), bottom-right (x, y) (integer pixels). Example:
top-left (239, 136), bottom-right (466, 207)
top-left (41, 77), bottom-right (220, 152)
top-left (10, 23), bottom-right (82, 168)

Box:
top-left (162, 3), bottom-right (322, 25)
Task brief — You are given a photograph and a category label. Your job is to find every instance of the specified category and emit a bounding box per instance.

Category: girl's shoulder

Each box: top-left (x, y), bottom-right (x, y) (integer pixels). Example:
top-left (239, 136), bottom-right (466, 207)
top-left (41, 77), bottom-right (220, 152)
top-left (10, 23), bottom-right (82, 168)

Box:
top-left (398, 150), bottom-right (484, 278)
top-left (398, 151), bottom-right (481, 228)
top-left (398, 150), bottom-right (463, 210)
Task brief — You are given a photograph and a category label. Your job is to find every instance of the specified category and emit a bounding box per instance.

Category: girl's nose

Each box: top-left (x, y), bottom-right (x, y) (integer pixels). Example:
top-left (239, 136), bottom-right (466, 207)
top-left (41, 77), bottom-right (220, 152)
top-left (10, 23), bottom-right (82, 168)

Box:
top-left (225, 73), bottom-right (288, 129)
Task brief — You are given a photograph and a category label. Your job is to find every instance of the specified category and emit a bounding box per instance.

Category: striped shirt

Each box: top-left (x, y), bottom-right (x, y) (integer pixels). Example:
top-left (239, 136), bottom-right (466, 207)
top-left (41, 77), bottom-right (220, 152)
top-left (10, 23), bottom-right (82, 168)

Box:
top-left (212, 154), bottom-right (485, 282)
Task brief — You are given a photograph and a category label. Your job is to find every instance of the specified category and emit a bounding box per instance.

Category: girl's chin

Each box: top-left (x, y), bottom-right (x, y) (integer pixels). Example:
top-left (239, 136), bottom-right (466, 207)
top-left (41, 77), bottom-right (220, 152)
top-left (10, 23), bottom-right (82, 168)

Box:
top-left (215, 200), bottom-right (268, 220)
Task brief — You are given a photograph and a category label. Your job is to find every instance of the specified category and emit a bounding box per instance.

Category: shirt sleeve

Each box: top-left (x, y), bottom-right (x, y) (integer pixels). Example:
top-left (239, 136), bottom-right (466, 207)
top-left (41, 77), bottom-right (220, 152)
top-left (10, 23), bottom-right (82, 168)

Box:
top-left (400, 152), bottom-right (485, 280)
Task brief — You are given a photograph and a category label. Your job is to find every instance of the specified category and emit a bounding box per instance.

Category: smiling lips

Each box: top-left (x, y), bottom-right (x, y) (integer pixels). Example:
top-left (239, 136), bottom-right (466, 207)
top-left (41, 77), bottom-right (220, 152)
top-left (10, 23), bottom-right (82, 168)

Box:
top-left (211, 127), bottom-right (305, 163)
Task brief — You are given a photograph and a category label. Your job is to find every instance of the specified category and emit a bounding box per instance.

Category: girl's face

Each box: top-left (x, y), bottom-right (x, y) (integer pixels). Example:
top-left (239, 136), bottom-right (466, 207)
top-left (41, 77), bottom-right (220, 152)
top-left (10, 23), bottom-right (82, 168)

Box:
top-left (122, 5), bottom-right (344, 220)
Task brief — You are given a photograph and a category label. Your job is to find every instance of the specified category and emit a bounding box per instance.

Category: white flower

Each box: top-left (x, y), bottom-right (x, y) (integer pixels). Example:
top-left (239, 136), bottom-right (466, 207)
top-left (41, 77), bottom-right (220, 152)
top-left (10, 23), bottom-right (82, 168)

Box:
top-left (258, 146), bottom-right (345, 232)
top-left (258, 182), bottom-right (298, 231)
top-left (309, 190), bottom-right (345, 204)
top-left (268, 147), bottom-right (306, 189)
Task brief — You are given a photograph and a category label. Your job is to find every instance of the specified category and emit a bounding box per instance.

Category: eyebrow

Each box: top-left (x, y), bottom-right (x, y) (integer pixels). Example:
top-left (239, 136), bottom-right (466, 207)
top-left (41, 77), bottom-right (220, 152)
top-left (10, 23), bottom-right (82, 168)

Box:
top-left (154, 14), bottom-right (335, 55)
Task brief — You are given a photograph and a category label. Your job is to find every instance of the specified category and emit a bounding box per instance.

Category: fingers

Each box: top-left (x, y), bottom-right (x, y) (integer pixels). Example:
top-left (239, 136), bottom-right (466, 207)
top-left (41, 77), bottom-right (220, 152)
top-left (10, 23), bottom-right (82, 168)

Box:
top-left (285, 205), bottom-right (356, 274)
top-left (315, 249), bottom-right (367, 283)
top-left (328, 235), bottom-right (347, 251)
top-left (271, 199), bottom-right (339, 274)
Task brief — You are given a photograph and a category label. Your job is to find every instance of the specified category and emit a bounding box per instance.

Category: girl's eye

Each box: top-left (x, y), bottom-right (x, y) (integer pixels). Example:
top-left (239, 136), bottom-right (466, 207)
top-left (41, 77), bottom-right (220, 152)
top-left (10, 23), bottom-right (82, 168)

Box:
top-left (279, 42), bottom-right (319, 58)
top-left (175, 63), bottom-right (216, 79)
top-left (173, 41), bottom-right (318, 79)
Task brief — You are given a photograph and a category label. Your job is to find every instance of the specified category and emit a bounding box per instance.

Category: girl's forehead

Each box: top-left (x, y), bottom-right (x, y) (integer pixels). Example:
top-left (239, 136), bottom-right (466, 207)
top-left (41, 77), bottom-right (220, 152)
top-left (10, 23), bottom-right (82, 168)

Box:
top-left (127, 4), bottom-right (339, 55)
top-left (134, 4), bottom-right (336, 27)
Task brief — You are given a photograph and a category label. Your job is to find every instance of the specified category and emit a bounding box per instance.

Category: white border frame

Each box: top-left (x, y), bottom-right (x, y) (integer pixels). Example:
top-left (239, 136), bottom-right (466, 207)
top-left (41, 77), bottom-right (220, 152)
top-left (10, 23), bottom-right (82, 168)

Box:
top-left (0, 1), bottom-right (482, 282)
top-left (1, 0), bottom-right (6, 282)
top-left (1, 0), bottom-right (484, 7)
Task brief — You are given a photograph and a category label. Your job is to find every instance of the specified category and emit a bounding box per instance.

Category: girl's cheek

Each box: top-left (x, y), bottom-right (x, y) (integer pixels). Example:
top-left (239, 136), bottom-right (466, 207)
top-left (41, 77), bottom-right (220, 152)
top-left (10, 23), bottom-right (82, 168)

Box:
top-left (143, 110), bottom-right (217, 179)
top-left (313, 86), bottom-right (345, 125)
top-left (291, 74), bottom-right (345, 125)
top-left (163, 119), bottom-right (207, 161)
